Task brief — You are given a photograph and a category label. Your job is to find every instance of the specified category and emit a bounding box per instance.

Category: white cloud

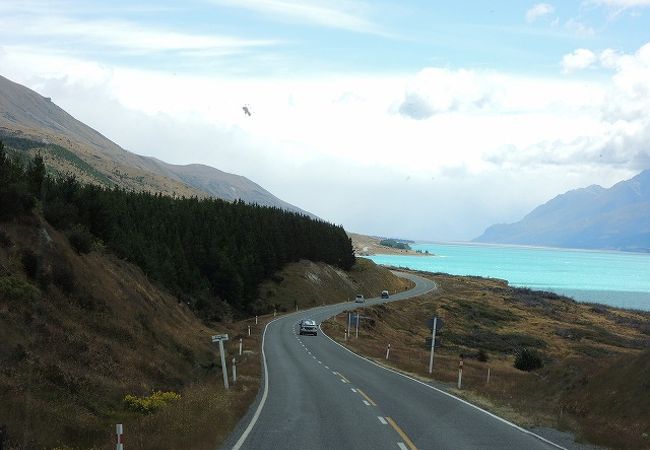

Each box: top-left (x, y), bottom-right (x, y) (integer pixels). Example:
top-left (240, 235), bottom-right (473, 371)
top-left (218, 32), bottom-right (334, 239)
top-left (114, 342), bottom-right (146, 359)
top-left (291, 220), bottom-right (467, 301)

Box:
top-left (210, 0), bottom-right (384, 34)
top-left (590, 0), bottom-right (650, 8)
top-left (561, 48), bottom-right (597, 73)
top-left (0, 15), bottom-right (277, 56)
top-left (564, 18), bottom-right (596, 37)
top-left (526, 3), bottom-right (555, 22)
top-left (2, 40), bottom-right (650, 240)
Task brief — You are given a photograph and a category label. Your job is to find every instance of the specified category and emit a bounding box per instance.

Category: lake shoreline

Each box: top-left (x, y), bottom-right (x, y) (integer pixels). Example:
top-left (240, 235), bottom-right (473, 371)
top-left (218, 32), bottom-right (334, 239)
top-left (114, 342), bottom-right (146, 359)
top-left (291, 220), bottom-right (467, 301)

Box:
top-left (365, 241), bottom-right (650, 311)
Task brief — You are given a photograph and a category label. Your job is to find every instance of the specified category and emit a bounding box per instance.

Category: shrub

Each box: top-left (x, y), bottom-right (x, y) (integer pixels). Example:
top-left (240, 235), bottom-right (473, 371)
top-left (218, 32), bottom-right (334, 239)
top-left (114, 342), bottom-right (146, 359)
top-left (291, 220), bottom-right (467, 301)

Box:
top-left (124, 391), bottom-right (182, 415)
top-left (0, 229), bottom-right (12, 248)
top-left (0, 275), bottom-right (40, 301)
top-left (52, 259), bottom-right (76, 294)
top-left (66, 224), bottom-right (93, 254)
top-left (514, 348), bottom-right (543, 371)
top-left (477, 348), bottom-right (489, 362)
top-left (21, 249), bottom-right (39, 278)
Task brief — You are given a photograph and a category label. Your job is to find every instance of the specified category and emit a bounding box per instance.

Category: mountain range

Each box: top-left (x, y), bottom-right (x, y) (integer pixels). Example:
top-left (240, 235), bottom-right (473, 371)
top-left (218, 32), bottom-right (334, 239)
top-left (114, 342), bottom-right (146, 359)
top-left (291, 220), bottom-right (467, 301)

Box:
top-left (474, 170), bottom-right (650, 252)
top-left (0, 74), bottom-right (314, 217)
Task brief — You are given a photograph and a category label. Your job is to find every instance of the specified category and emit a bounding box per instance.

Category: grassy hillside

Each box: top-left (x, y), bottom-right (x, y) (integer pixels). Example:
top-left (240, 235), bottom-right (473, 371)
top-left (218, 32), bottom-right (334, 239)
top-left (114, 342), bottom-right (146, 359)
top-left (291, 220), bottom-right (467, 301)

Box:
top-left (257, 257), bottom-right (414, 312)
top-left (323, 272), bottom-right (650, 449)
top-left (0, 215), bottom-right (408, 449)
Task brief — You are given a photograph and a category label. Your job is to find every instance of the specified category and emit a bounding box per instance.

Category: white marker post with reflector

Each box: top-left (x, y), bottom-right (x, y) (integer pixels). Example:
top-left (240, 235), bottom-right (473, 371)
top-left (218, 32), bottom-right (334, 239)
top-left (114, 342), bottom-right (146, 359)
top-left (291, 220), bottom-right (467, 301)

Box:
top-left (458, 356), bottom-right (464, 389)
top-left (385, 343), bottom-right (391, 360)
top-left (116, 424), bottom-right (124, 450)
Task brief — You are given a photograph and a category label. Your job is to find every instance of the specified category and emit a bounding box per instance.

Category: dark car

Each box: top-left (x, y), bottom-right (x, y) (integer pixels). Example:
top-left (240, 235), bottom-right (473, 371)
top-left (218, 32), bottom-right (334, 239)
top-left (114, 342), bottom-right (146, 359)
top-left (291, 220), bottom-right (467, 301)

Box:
top-left (299, 319), bottom-right (318, 336)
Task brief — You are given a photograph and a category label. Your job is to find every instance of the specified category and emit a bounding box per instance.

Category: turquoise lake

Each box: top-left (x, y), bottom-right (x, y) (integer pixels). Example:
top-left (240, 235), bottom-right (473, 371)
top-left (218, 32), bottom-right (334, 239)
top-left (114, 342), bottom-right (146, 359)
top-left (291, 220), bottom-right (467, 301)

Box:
top-left (366, 242), bottom-right (650, 311)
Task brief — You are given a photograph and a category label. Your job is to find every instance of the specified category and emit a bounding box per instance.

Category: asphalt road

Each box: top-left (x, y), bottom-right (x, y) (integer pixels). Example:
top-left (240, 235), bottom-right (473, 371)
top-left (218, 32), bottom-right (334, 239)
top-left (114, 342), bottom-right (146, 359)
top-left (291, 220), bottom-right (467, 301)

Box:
top-left (223, 272), bottom-right (563, 450)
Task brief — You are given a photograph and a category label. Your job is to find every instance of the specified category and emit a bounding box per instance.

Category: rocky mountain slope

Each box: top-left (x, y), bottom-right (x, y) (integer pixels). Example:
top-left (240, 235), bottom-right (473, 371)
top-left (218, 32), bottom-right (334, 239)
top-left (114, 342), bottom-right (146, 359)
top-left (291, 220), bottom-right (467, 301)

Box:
top-left (474, 170), bottom-right (650, 252)
top-left (0, 74), bottom-right (313, 216)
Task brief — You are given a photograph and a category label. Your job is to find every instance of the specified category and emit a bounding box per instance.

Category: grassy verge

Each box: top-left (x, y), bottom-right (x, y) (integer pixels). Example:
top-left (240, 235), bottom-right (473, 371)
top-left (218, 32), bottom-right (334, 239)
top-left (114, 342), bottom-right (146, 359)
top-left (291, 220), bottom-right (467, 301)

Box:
top-left (322, 272), bottom-right (650, 449)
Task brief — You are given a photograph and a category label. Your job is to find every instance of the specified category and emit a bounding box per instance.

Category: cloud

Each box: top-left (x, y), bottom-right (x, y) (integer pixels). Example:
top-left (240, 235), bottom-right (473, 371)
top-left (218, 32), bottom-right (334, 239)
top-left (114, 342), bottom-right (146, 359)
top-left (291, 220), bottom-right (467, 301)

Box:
top-left (589, 0), bottom-right (650, 8)
top-left (525, 3), bottom-right (555, 22)
top-left (397, 68), bottom-right (494, 120)
top-left (564, 18), bottom-right (596, 37)
top-left (562, 48), bottom-right (597, 73)
top-left (0, 16), bottom-right (277, 57)
top-left (2, 40), bottom-right (649, 240)
top-left (209, 0), bottom-right (384, 34)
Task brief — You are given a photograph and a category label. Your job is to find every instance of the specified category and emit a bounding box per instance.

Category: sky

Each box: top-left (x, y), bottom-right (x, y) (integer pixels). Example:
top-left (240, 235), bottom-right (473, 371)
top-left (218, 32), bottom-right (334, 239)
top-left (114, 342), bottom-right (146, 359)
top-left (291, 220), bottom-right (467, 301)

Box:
top-left (1, 0), bottom-right (650, 241)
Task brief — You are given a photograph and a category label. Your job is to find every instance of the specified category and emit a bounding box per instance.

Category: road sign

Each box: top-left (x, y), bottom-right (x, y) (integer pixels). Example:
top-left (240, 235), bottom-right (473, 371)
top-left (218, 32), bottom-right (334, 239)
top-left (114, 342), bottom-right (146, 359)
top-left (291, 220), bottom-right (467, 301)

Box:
top-left (426, 317), bottom-right (444, 332)
top-left (211, 334), bottom-right (229, 342)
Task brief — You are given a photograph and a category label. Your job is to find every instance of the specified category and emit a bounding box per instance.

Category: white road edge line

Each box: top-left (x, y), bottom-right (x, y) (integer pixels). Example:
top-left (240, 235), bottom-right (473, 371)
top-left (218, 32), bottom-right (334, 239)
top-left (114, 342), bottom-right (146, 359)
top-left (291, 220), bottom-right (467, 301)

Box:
top-left (229, 273), bottom-right (437, 450)
top-left (378, 416), bottom-right (388, 425)
top-left (397, 442), bottom-right (408, 450)
top-left (351, 388), bottom-right (357, 393)
top-left (231, 315), bottom-right (283, 450)
top-left (363, 400), bottom-right (370, 406)
top-left (319, 323), bottom-right (567, 450)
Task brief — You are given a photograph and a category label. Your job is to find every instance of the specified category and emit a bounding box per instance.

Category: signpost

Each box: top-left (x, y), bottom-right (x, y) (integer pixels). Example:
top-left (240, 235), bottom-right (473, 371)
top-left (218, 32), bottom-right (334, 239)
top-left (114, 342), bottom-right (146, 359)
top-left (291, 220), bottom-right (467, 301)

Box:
top-left (212, 334), bottom-right (230, 389)
top-left (426, 317), bottom-right (444, 374)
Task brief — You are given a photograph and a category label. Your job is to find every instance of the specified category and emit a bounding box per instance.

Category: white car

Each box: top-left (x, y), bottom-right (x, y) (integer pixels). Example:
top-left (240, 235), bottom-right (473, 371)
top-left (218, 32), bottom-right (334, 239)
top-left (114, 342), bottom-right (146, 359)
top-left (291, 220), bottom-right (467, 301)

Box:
top-left (299, 319), bottom-right (318, 336)
top-left (355, 294), bottom-right (365, 303)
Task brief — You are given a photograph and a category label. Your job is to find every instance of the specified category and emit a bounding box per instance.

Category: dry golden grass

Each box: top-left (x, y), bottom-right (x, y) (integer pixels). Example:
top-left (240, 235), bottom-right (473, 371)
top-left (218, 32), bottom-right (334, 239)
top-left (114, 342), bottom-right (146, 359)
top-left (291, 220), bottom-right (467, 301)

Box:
top-left (258, 257), bottom-right (413, 312)
top-left (1, 216), bottom-right (411, 449)
top-left (322, 272), bottom-right (650, 449)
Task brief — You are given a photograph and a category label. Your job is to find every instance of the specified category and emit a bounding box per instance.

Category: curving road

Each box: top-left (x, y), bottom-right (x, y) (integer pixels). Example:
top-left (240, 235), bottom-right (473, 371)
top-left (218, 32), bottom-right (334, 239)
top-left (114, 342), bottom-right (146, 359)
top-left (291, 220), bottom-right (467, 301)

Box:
top-left (223, 272), bottom-right (563, 450)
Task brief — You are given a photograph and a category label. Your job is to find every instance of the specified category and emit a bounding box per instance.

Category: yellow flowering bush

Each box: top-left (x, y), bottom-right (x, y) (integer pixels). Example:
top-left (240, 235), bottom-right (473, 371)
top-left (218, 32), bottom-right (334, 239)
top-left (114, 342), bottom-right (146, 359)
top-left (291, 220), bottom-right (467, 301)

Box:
top-left (123, 391), bottom-right (181, 414)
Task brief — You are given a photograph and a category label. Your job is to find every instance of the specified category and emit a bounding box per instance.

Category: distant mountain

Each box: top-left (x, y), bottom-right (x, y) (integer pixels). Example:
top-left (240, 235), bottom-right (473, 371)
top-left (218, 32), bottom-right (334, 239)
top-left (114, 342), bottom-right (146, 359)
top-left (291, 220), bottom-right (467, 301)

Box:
top-left (0, 74), bottom-right (315, 217)
top-left (474, 170), bottom-right (650, 252)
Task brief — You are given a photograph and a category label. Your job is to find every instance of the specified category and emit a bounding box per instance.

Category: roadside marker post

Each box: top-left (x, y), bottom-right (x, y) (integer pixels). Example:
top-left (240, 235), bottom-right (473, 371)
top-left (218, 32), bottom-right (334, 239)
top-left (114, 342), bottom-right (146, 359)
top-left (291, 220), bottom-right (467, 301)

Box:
top-left (232, 358), bottom-right (237, 384)
top-left (486, 367), bottom-right (491, 384)
top-left (255, 315), bottom-right (258, 325)
top-left (212, 334), bottom-right (230, 390)
top-left (248, 325), bottom-right (251, 336)
top-left (386, 343), bottom-right (391, 360)
top-left (239, 338), bottom-right (243, 356)
top-left (457, 356), bottom-right (464, 390)
top-left (116, 423), bottom-right (124, 450)
top-left (274, 309), bottom-right (277, 317)
top-left (346, 312), bottom-right (351, 341)
top-left (355, 313), bottom-right (360, 339)
top-left (428, 317), bottom-right (437, 374)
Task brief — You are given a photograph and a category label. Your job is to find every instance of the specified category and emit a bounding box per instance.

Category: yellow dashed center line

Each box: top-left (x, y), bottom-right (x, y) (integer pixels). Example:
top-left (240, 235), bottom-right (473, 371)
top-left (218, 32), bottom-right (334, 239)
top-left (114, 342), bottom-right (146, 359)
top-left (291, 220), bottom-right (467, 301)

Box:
top-left (355, 388), bottom-right (377, 406)
top-left (386, 417), bottom-right (418, 450)
top-left (334, 371), bottom-right (350, 383)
